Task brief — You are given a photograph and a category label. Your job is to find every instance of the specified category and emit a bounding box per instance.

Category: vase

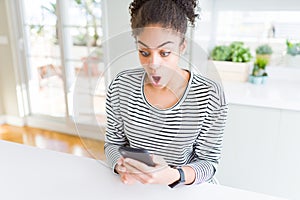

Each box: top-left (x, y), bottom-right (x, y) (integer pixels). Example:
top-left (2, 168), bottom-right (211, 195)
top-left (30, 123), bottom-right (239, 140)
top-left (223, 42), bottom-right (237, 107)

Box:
top-left (261, 76), bottom-right (268, 84)
top-left (249, 75), bottom-right (263, 84)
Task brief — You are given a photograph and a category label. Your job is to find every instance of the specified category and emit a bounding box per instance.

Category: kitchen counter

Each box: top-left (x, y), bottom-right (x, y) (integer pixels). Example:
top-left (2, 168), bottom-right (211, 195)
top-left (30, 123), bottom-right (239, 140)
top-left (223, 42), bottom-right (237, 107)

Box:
top-left (222, 66), bottom-right (300, 111)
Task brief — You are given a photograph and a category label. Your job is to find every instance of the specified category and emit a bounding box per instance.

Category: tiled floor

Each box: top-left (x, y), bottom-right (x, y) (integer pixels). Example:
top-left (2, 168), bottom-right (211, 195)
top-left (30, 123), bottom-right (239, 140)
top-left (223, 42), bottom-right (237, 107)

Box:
top-left (0, 124), bottom-right (105, 160)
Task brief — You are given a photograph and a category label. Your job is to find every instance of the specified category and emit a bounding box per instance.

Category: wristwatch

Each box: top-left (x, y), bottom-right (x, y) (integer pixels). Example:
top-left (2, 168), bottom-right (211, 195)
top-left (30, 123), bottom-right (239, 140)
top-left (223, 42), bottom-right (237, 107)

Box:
top-left (168, 167), bottom-right (185, 188)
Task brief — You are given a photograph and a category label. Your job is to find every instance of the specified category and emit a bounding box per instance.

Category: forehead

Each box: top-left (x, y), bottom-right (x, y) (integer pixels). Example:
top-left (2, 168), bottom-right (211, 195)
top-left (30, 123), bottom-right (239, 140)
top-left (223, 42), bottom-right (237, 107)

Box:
top-left (136, 27), bottom-right (182, 48)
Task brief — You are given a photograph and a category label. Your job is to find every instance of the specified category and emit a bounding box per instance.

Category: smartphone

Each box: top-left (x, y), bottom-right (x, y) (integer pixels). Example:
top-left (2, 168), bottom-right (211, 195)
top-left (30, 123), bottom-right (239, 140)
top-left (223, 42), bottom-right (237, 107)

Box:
top-left (118, 146), bottom-right (155, 167)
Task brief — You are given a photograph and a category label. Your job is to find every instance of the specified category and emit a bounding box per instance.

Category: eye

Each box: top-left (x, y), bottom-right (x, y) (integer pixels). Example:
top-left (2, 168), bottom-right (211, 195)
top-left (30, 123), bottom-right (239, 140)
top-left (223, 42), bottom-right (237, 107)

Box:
top-left (139, 50), bottom-right (150, 57)
top-left (160, 51), bottom-right (171, 57)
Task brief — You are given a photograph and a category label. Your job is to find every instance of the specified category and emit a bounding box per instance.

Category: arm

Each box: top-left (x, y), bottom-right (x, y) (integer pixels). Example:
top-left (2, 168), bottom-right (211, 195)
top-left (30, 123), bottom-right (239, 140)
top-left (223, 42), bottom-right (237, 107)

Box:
top-left (186, 87), bottom-right (228, 184)
top-left (104, 79), bottom-right (128, 172)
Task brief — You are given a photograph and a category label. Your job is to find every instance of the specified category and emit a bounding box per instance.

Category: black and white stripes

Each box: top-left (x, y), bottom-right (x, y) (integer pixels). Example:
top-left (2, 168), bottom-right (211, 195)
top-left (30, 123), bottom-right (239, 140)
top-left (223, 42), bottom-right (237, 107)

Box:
top-left (104, 68), bottom-right (228, 184)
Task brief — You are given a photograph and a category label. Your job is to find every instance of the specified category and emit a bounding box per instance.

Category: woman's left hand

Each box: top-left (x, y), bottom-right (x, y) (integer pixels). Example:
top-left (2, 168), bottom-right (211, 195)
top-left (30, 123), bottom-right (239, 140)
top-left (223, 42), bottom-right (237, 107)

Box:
top-left (122, 155), bottom-right (180, 185)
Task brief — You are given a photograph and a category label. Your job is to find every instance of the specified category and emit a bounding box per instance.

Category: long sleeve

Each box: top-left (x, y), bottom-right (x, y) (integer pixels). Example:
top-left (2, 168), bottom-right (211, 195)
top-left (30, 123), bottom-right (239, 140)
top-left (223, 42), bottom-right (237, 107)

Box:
top-left (104, 78), bottom-right (128, 172)
top-left (186, 84), bottom-right (228, 184)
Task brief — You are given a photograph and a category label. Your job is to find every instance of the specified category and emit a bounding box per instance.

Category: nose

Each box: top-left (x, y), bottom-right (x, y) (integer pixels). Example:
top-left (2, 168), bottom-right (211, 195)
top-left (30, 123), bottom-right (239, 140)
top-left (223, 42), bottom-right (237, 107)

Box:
top-left (148, 53), bottom-right (161, 69)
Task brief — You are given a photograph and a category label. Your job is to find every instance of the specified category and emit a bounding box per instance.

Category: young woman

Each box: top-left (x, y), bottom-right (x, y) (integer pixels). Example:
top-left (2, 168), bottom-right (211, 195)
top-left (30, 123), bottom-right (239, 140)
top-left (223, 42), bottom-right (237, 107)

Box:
top-left (104, 0), bottom-right (228, 188)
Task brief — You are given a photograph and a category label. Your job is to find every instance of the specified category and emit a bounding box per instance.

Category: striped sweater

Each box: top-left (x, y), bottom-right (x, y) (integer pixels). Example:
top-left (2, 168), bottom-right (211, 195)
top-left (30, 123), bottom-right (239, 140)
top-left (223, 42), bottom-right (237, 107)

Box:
top-left (104, 68), bottom-right (228, 185)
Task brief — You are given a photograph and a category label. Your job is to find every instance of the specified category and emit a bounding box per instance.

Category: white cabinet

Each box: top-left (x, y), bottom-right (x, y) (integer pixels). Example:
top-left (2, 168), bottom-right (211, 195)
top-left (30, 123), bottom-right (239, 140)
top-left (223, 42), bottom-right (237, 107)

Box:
top-left (276, 110), bottom-right (300, 199)
top-left (217, 104), bottom-right (300, 200)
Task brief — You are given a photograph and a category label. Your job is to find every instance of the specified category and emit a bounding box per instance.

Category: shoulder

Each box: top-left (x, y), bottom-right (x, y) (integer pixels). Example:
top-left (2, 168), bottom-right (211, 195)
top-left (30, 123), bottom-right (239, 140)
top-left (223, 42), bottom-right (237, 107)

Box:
top-left (191, 72), bottom-right (227, 106)
top-left (115, 68), bottom-right (145, 80)
top-left (192, 73), bottom-right (221, 91)
top-left (108, 68), bottom-right (145, 91)
top-left (112, 68), bottom-right (144, 83)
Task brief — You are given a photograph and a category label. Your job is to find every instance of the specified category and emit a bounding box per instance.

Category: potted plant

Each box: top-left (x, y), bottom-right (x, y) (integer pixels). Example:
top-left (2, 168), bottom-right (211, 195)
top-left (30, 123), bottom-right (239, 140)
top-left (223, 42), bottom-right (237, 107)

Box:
top-left (286, 40), bottom-right (300, 67)
top-left (255, 44), bottom-right (273, 65)
top-left (209, 41), bottom-right (253, 82)
top-left (249, 57), bottom-right (268, 84)
top-left (210, 45), bottom-right (231, 61)
top-left (229, 41), bottom-right (252, 63)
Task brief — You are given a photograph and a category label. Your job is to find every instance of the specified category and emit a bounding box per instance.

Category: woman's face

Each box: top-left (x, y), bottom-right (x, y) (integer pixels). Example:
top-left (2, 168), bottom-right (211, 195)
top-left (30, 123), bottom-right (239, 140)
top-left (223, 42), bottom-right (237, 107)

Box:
top-left (136, 25), bottom-right (186, 88)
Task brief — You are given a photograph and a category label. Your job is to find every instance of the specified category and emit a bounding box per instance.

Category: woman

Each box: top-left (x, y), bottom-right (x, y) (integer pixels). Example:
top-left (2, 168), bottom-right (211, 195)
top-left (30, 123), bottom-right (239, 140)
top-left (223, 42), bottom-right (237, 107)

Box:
top-left (104, 0), bottom-right (228, 188)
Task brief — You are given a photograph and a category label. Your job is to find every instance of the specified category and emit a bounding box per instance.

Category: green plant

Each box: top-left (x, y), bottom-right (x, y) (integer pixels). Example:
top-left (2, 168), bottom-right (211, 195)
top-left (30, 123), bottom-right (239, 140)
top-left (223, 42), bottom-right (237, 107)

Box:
top-left (256, 44), bottom-right (273, 55)
top-left (251, 57), bottom-right (268, 76)
top-left (286, 40), bottom-right (300, 56)
top-left (211, 45), bottom-right (231, 61)
top-left (211, 41), bottom-right (252, 63)
top-left (229, 41), bottom-right (252, 62)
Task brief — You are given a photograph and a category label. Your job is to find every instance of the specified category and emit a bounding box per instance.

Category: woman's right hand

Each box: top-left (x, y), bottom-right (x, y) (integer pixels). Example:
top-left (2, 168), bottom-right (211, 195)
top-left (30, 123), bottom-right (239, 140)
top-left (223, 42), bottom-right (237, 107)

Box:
top-left (115, 157), bottom-right (138, 184)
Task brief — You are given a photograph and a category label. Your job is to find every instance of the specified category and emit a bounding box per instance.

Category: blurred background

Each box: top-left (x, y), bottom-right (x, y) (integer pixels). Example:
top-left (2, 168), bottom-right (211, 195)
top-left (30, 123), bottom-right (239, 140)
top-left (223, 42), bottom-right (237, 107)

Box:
top-left (0, 0), bottom-right (300, 199)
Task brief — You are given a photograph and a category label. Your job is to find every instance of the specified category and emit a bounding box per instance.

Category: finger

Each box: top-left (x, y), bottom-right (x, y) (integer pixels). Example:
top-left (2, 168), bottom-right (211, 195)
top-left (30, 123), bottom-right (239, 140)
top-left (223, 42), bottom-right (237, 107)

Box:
top-left (123, 159), bottom-right (147, 174)
top-left (123, 167), bottom-right (154, 184)
top-left (151, 155), bottom-right (169, 172)
top-left (118, 157), bottom-right (126, 165)
top-left (123, 173), bottom-right (138, 185)
top-left (124, 158), bottom-right (155, 174)
top-left (130, 172), bottom-right (154, 184)
top-left (152, 155), bottom-right (167, 166)
top-left (123, 160), bottom-right (156, 184)
top-left (120, 174), bottom-right (128, 184)
top-left (116, 162), bottom-right (127, 173)
top-left (124, 157), bottom-right (168, 175)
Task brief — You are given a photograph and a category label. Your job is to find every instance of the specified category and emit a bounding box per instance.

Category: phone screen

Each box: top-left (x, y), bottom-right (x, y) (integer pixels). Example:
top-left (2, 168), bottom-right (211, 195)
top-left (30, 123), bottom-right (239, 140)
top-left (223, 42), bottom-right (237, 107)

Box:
top-left (118, 146), bottom-right (155, 167)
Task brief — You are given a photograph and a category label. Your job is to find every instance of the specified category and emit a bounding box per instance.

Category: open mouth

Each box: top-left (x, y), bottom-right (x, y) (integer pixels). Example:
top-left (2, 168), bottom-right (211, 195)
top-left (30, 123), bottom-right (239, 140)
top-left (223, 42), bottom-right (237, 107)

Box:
top-left (152, 76), bottom-right (161, 84)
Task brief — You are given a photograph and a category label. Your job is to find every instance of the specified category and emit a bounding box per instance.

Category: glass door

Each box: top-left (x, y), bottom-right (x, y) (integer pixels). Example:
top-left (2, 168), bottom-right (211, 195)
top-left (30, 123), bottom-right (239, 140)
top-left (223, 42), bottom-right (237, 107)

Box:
top-left (20, 0), bottom-right (106, 131)
top-left (23, 0), bottom-right (66, 117)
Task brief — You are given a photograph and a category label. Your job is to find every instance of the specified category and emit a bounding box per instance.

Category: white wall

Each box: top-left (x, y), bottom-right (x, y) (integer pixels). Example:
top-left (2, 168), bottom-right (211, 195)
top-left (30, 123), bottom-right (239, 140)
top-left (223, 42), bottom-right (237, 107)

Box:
top-left (0, 89), bottom-right (3, 116)
top-left (0, 0), bottom-right (20, 117)
top-left (215, 0), bottom-right (300, 10)
top-left (102, 0), bottom-right (140, 82)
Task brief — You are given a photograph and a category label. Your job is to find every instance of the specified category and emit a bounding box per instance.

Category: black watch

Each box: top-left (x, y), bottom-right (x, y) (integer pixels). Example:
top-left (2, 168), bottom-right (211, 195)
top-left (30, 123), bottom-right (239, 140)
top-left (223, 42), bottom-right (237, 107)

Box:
top-left (168, 167), bottom-right (185, 188)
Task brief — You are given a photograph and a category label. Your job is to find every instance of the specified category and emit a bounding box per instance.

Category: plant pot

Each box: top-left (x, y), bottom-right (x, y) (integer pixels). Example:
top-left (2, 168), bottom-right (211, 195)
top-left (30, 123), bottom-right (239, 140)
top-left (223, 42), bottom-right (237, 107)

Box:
top-left (208, 61), bottom-right (251, 82)
top-left (261, 76), bottom-right (268, 84)
top-left (249, 75), bottom-right (266, 84)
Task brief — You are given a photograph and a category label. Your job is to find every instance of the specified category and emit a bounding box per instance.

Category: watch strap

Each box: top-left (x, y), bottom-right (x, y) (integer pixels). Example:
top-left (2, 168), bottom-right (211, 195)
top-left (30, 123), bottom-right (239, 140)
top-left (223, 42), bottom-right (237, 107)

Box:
top-left (177, 167), bottom-right (185, 183)
top-left (168, 167), bottom-right (185, 188)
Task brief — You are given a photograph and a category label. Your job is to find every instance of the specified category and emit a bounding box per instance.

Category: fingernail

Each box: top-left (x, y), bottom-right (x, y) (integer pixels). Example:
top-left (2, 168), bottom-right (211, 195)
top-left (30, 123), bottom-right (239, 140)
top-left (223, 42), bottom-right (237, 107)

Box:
top-left (122, 178), bottom-right (128, 184)
top-left (119, 166), bottom-right (126, 172)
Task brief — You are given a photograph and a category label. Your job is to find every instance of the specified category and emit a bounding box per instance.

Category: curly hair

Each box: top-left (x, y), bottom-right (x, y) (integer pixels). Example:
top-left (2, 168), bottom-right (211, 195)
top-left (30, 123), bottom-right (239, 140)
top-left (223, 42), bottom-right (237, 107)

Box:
top-left (129, 0), bottom-right (199, 36)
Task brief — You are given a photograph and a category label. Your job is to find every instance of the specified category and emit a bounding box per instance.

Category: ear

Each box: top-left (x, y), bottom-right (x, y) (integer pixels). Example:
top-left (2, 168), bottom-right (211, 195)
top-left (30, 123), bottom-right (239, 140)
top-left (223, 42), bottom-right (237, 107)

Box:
top-left (179, 39), bottom-right (187, 55)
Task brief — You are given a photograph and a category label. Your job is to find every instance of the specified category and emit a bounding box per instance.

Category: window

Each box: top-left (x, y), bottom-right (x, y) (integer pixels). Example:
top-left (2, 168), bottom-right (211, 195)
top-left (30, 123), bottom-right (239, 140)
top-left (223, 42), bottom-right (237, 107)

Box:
top-left (20, 0), bottom-right (106, 127)
top-left (215, 11), bottom-right (300, 66)
top-left (194, 7), bottom-right (300, 66)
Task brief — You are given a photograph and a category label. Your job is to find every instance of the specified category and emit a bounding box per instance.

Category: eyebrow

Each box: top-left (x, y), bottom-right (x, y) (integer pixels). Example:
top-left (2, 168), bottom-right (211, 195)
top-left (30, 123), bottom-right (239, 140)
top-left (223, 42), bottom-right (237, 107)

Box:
top-left (137, 41), bottom-right (174, 49)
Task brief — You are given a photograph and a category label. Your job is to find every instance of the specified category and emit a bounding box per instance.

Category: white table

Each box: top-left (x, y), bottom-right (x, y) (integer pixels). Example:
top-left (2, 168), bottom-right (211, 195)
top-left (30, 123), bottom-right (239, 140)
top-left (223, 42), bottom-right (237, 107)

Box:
top-left (0, 140), bottom-right (286, 200)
